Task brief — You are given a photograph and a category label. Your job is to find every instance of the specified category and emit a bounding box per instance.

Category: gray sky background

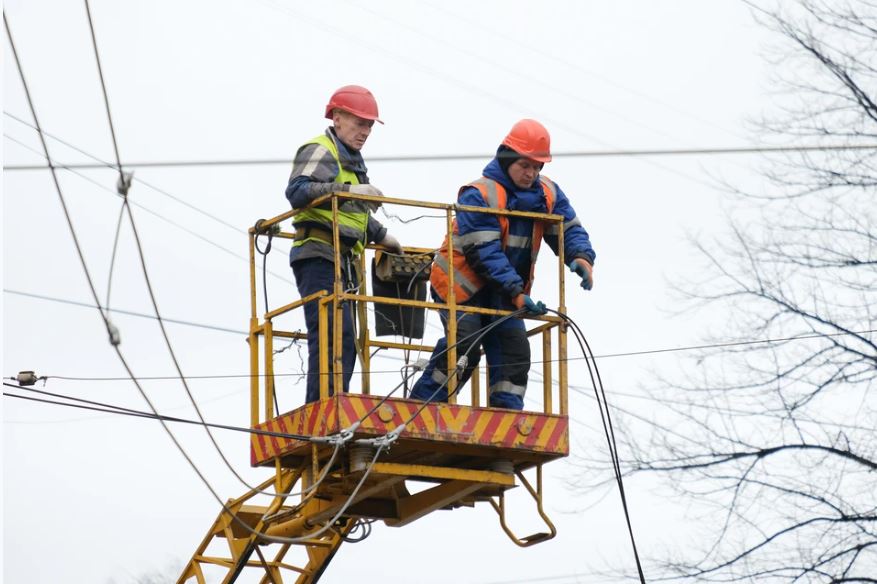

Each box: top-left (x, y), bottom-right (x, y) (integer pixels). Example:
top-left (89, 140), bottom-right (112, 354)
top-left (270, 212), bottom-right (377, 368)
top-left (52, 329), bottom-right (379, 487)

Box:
top-left (3, 1), bottom-right (782, 582)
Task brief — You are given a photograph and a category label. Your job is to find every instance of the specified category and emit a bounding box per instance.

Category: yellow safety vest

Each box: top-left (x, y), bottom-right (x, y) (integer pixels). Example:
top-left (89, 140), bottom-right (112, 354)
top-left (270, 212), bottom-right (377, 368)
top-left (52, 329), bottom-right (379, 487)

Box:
top-left (292, 134), bottom-right (370, 256)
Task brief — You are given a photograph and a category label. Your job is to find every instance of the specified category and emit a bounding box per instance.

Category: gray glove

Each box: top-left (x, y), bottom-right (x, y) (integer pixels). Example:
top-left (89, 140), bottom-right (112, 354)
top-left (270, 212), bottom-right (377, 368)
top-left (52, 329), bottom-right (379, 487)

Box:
top-left (379, 232), bottom-right (403, 254)
top-left (348, 184), bottom-right (383, 210)
top-left (348, 184), bottom-right (383, 197)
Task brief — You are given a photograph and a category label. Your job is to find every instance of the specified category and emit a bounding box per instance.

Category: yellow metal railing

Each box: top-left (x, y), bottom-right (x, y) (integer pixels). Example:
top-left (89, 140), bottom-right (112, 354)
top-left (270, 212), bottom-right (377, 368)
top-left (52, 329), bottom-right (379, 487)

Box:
top-left (247, 192), bottom-right (568, 429)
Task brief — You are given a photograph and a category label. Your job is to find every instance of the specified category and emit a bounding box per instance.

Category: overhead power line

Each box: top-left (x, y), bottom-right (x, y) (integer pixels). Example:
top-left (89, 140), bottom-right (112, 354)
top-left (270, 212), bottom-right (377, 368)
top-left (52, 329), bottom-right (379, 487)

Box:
top-left (4, 288), bottom-right (246, 335)
top-left (4, 143), bottom-right (876, 171)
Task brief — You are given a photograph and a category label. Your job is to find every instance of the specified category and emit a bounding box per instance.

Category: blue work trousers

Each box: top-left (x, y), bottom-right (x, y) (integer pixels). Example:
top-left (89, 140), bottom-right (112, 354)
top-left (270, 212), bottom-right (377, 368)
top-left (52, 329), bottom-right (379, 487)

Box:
top-left (292, 257), bottom-right (356, 403)
top-left (409, 291), bottom-right (530, 410)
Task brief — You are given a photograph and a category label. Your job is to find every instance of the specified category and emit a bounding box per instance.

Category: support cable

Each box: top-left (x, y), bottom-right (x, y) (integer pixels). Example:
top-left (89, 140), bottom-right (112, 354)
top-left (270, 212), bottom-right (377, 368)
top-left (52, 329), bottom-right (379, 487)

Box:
top-left (3, 11), bottom-right (352, 545)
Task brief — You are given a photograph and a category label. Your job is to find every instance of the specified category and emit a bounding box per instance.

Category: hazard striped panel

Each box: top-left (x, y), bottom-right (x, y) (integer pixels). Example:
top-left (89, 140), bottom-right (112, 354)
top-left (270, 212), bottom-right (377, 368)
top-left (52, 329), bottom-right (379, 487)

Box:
top-left (251, 395), bottom-right (568, 467)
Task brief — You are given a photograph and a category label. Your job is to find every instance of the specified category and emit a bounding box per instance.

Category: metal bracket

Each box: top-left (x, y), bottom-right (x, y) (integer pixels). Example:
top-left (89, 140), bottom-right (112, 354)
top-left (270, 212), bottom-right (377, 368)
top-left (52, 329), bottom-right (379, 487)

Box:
top-left (489, 464), bottom-right (557, 547)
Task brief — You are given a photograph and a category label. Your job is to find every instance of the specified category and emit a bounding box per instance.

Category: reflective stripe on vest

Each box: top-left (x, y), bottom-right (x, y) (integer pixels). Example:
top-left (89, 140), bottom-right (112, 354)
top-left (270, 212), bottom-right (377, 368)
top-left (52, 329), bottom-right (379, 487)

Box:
top-left (292, 133), bottom-right (369, 256)
top-left (430, 176), bottom-right (557, 302)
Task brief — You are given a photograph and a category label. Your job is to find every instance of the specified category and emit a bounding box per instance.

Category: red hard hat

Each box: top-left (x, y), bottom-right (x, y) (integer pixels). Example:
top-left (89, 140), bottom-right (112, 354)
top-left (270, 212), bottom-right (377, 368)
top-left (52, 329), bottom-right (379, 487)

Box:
top-left (324, 85), bottom-right (383, 124)
top-left (501, 119), bottom-right (552, 162)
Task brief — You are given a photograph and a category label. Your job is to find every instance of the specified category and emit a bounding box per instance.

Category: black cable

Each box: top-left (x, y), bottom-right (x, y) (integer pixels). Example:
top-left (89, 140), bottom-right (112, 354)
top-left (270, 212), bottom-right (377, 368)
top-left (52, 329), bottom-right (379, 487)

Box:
top-left (4, 111), bottom-right (244, 234)
top-left (105, 202), bottom-right (125, 311)
top-left (3, 132), bottom-right (294, 284)
top-left (3, 13), bottom-right (314, 544)
top-left (4, 288), bottom-right (247, 335)
top-left (3, 382), bottom-right (315, 441)
top-left (5, 144), bottom-right (876, 171)
top-left (83, 5), bottom-right (274, 493)
top-left (253, 224), bottom-right (274, 315)
top-left (546, 308), bottom-right (647, 584)
top-left (82, 0), bottom-right (123, 179)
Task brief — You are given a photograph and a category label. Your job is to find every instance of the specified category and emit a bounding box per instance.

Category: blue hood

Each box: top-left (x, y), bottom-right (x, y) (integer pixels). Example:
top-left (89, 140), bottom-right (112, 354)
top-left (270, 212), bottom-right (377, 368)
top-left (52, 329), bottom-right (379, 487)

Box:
top-left (482, 150), bottom-right (548, 214)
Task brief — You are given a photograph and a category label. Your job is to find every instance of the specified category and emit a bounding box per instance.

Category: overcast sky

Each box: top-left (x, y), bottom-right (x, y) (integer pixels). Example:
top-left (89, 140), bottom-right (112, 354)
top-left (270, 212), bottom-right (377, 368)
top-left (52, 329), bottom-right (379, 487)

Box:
top-left (3, 1), bottom-right (780, 582)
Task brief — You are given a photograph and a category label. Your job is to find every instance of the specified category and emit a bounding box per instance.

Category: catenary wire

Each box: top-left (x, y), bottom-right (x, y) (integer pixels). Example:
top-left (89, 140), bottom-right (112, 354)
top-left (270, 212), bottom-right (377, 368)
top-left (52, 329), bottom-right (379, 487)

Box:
top-left (4, 111), bottom-right (243, 234)
top-left (2, 380), bottom-right (346, 501)
top-left (79, 2), bottom-right (280, 495)
top-left (3, 382), bottom-right (315, 441)
top-left (4, 288), bottom-right (246, 335)
top-left (4, 12), bottom-right (354, 545)
top-left (5, 143), bottom-right (876, 171)
top-left (2, 133), bottom-right (294, 284)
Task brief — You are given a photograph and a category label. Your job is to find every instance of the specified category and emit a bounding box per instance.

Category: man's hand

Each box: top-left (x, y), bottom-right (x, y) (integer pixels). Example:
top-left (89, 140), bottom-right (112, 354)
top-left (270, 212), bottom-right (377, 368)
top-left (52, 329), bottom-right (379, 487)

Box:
top-left (348, 184), bottom-right (383, 197)
top-left (512, 294), bottom-right (548, 315)
top-left (569, 259), bottom-right (594, 291)
top-left (348, 184), bottom-right (384, 211)
top-left (379, 232), bottom-right (403, 254)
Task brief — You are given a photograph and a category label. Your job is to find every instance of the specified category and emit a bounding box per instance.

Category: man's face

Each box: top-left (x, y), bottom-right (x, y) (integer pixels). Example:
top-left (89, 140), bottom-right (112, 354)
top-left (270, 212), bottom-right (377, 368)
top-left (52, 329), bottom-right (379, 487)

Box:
top-left (333, 110), bottom-right (374, 151)
top-left (507, 158), bottom-right (544, 189)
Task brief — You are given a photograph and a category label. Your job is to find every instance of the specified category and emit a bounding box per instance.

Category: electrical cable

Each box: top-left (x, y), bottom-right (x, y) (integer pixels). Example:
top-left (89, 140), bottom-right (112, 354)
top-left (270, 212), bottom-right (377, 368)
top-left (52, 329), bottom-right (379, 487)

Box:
top-left (81, 1), bottom-right (274, 496)
top-left (104, 204), bottom-right (126, 314)
top-left (4, 110), bottom-right (243, 234)
top-left (9, 313), bottom-right (871, 382)
top-left (2, 133), bottom-right (294, 284)
top-left (546, 308), bottom-right (647, 584)
top-left (4, 12), bottom-right (350, 545)
top-left (4, 288), bottom-right (247, 335)
top-left (3, 382), bottom-right (315, 441)
top-left (6, 143), bottom-right (875, 171)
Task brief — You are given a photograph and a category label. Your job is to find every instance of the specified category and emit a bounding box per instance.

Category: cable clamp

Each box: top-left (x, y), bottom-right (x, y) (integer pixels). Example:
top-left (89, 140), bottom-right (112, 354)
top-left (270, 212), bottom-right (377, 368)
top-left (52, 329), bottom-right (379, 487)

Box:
top-left (116, 170), bottom-right (134, 196)
top-left (15, 371), bottom-right (39, 386)
top-left (107, 321), bottom-right (121, 346)
top-left (325, 421), bottom-right (361, 446)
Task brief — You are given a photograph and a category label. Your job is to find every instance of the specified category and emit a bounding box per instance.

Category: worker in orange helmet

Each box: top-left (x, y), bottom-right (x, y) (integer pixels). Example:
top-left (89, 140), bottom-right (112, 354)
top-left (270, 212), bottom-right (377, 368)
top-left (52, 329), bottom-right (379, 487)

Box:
top-left (285, 85), bottom-right (402, 403)
top-left (409, 119), bottom-right (596, 410)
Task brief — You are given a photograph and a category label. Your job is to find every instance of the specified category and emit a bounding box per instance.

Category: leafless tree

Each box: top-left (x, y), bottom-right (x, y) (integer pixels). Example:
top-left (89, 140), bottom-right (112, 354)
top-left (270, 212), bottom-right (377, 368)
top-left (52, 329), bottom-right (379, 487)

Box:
top-left (582, 2), bottom-right (877, 582)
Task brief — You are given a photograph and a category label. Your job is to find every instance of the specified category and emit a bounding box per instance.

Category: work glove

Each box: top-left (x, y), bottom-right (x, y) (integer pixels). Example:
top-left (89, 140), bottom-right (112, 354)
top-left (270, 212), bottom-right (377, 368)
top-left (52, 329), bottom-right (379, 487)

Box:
top-left (379, 232), bottom-right (403, 254)
top-left (569, 259), bottom-right (594, 291)
top-left (348, 183), bottom-right (384, 211)
top-left (513, 293), bottom-right (548, 315)
top-left (347, 183), bottom-right (383, 197)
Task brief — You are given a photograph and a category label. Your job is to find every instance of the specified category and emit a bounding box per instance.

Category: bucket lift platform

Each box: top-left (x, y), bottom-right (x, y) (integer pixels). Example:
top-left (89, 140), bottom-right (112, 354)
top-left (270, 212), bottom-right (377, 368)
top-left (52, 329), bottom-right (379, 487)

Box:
top-left (178, 192), bottom-right (572, 583)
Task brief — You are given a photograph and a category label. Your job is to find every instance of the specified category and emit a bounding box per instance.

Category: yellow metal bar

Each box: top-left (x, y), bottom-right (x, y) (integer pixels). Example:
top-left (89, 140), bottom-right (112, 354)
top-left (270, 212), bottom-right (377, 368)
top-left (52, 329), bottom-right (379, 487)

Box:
top-left (270, 330), bottom-right (307, 340)
top-left (249, 322), bottom-right (260, 429)
top-left (358, 251), bottom-right (370, 395)
top-left (445, 208), bottom-right (458, 404)
top-left (542, 329), bottom-right (552, 415)
top-left (338, 192), bottom-right (565, 221)
top-left (369, 339), bottom-right (436, 353)
top-left (264, 319), bottom-right (275, 420)
top-left (341, 292), bottom-right (561, 322)
top-left (387, 480), bottom-right (487, 528)
top-left (470, 364), bottom-right (480, 407)
top-left (331, 196), bottom-right (344, 397)
top-left (557, 221), bottom-right (568, 415)
top-left (250, 193), bottom-right (564, 235)
top-left (318, 297), bottom-right (330, 400)
top-left (248, 193), bottom-right (333, 232)
top-left (265, 290), bottom-right (327, 321)
top-left (371, 462), bottom-right (515, 485)
top-left (248, 232), bottom-right (260, 428)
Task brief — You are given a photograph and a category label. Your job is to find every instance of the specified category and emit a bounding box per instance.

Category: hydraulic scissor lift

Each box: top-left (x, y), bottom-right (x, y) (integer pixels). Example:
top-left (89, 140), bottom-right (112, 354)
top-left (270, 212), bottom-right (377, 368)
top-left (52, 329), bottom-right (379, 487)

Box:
top-left (178, 191), bottom-right (572, 584)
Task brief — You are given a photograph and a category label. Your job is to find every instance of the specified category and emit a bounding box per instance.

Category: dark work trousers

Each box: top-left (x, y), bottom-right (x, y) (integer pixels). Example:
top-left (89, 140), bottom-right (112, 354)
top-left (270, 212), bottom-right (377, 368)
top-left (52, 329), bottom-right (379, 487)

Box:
top-left (409, 289), bottom-right (530, 410)
top-left (292, 257), bottom-right (357, 403)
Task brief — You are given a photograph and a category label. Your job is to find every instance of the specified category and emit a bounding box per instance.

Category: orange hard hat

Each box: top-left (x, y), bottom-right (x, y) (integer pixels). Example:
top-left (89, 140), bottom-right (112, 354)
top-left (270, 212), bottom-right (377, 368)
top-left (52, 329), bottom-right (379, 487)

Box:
top-left (501, 119), bottom-right (552, 162)
top-left (324, 85), bottom-right (383, 124)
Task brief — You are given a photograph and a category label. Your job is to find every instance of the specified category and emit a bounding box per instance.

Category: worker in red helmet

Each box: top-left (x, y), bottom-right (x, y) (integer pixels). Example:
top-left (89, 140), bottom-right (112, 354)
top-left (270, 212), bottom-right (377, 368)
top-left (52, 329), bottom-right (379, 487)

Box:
top-left (409, 119), bottom-right (596, 410)
top-left (285, 85), bottom-right (402, 403)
